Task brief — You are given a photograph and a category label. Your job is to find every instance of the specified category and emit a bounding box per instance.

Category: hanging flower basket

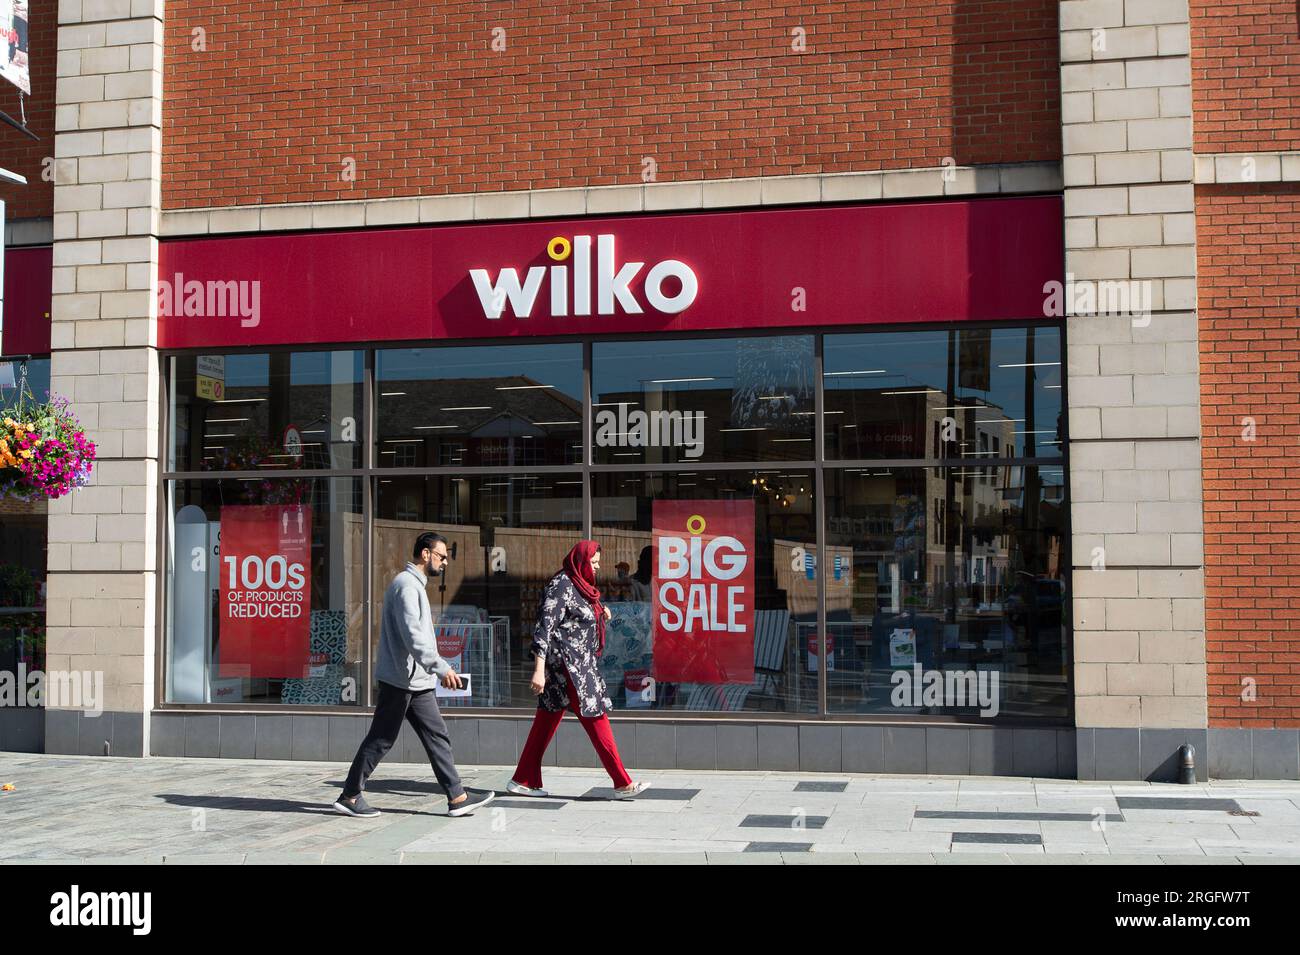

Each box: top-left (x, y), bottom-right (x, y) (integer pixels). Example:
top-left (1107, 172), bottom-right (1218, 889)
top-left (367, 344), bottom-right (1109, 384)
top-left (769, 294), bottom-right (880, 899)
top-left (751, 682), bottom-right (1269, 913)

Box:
top-left (0, 395), bottom-right (97, 502)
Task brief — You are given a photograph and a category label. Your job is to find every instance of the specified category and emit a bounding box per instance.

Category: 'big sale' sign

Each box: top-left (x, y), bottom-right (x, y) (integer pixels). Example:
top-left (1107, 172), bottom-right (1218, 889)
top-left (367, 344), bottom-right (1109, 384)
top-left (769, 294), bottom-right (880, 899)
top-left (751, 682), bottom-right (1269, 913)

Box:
top-left (218, 505), bottom-right (312, 678)
top-left (651, 500), bottom-right (755, 684)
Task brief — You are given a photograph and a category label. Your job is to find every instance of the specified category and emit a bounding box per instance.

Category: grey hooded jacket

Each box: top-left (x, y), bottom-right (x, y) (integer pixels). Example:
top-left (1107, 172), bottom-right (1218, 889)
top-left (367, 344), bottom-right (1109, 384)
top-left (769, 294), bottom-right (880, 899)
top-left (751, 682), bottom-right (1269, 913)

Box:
top-left (373, 563), bottom-right (453, 691)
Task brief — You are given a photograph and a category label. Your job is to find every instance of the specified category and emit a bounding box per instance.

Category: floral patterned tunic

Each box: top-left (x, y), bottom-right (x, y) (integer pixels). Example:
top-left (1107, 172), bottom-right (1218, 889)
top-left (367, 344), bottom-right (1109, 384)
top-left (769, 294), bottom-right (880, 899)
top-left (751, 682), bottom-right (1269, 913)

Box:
top-left (531, 570), bottom-right (613, 718)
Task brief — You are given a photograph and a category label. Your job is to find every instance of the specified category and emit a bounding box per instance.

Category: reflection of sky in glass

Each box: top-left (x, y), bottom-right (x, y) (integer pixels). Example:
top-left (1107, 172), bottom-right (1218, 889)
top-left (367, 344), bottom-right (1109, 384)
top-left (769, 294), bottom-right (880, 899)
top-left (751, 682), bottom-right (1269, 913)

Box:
top-left (378, 345), bottom-right (582, 398)
top-left (0, 358), bottom-right (52, 404)
top-left (216, 351), bottom-right (363, 388)
top-left (594, 337), bottom-right (813, 396)
top-left (823, 328), bottom-right (1061, 428)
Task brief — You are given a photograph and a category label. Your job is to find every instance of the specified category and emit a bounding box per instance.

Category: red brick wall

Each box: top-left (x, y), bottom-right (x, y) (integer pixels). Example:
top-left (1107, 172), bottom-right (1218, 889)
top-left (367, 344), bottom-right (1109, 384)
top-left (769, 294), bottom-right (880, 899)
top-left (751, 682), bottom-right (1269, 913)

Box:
top-left (161, 0), bottom-right (1061, 209)
top-left (1191, 0), bottom-right (1300, 153)
top-left (0, 0), bottom-right (54, 222)
top-left (1198, 183), bottom-right (1300, 728)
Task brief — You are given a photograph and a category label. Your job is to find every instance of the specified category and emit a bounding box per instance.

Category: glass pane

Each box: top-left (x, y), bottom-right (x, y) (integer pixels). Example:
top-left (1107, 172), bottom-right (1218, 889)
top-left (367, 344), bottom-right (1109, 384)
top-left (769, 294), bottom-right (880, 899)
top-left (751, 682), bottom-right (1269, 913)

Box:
top-left (169, 351), bottom-right (364, 471)
top-left (165, 477), bottom-right (364, 705)
top-left (592, 336), bottom-right (815, 463)
top-left (591, 469), bottom-right (816, 714)
top-left (823, 465), bottom-right (1068, 719)
top-left (1, 360), bottom-right (53, 675)
top-left (824, 326), bottom-right (1063, 460)
top-left (376, 344), bottom-right (583, 468)
top-left (0, 357), bottom-right (51, 406)
top-left (373, 474), bottom-right (584, 707)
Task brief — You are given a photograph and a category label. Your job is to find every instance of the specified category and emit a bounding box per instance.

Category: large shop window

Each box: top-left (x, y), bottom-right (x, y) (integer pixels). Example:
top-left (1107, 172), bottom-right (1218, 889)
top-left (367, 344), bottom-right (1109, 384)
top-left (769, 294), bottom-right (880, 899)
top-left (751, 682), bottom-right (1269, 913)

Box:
top-left (169, 351), bottom-right (364, 471)
top-left (0, 359), bottom-right (51, 679)
top-left (592, 336), bottom-right (816, 464)
top-left (373, 474), bottom-right (583, 707)
top-left (592, 470), bottom-right (817, 714)
top-left (161, 325), bottom-right (1068, 720)
top-left (376, 344), bottom-right (583, 469)
top-left (165, 477), bottom-right (364, 705)
top-left (824, 327), bottom-right (1063, 461)
top-left (823, 465), bottom-right (1068, 720)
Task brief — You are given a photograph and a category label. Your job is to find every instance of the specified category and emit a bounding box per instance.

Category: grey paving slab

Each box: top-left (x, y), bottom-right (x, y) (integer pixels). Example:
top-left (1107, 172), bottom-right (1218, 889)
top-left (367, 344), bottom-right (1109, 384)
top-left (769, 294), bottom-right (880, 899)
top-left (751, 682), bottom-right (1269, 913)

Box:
top-left (1115, 796), bottom-right (1242, 811)
top-left (744, 841), bottom-right (813, 853)
top-left (740, 813), bottom-right (828, 829)
top-left (580, 786), bottom-right (699, 800)
top-left (795, 780), bottom-right (849, 792)
top-left (952, 832), bottom-right (1043, 845)
top-left (917, 810), bottom-right (1123, 822)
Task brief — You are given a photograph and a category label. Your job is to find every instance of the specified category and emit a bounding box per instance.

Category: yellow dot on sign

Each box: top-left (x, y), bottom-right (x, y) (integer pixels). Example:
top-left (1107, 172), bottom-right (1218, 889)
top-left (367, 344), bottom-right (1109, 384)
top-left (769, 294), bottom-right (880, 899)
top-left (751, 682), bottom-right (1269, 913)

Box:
top-left (686, 514), bottom-right (706, 535)
top-left (547, 237), bottom-right (572, 261)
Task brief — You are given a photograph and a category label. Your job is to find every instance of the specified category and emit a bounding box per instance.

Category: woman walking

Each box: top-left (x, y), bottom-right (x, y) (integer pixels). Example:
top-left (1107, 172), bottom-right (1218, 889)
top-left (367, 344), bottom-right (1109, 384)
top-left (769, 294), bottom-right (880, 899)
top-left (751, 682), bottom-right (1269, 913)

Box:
top-left (509, 540), bottom-right (649, 799)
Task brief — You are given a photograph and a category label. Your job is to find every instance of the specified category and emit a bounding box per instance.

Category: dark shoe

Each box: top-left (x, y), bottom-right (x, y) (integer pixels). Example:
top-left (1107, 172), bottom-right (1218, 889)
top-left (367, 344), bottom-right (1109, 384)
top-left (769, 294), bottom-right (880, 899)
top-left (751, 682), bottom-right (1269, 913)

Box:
top-left (447, 790), bottom-right (494, 817)
top-left (333, 793), bottom-right (380, 817)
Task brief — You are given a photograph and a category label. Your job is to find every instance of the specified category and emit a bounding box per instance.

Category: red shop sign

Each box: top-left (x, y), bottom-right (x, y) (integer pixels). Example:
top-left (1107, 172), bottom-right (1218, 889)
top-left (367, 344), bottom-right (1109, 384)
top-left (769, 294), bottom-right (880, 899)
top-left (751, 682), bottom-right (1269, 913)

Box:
top-left (157, 196), bottom-right (1063, 349)
top-left (652, 500), bottom-right (756, 685)
top-left (218, 504), bottom-right (313, 678)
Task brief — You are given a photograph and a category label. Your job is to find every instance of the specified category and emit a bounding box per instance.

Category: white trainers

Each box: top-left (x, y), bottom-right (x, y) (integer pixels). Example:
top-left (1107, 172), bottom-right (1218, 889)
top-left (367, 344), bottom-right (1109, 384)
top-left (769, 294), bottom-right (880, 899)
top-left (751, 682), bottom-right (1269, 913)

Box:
top-left (506, 780), bottom-right (550, 798)
top-left (612, 781), bottom-right (651, 800)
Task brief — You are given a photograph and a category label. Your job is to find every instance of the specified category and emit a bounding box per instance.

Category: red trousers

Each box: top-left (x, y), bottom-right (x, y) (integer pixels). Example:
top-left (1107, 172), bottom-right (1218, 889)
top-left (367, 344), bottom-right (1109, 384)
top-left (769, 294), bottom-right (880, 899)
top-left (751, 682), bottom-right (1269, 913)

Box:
top-left (513, 675), bottom-right (632, 790)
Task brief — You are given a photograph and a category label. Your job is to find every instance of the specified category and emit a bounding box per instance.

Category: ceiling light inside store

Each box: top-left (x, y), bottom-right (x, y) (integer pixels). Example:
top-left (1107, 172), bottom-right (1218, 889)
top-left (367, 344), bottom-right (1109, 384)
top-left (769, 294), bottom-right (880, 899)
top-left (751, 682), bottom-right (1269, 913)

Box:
top-left (496, 384), bottom-right (554, 391)
top-left (649, 377), bottom-right (715, 384)
top-left (824, 369), bottom-right (886, 376)
top-left (205, 418), bottom-right (249, 423)
top-left (441, 406), bottom-right (491, 411)
top-left (381, 392), bottom-right (406, 397)
top-left (997, 361), bottom-right (1061, 368)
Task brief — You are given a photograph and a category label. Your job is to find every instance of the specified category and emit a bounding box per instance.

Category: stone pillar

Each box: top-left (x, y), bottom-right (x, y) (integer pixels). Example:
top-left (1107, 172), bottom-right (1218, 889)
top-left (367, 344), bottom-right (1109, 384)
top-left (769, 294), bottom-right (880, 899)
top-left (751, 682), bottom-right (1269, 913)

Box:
top-left (44, 0), bottom-right (163, 757)
top-left (1059, 0), bottom-right (1207, 779)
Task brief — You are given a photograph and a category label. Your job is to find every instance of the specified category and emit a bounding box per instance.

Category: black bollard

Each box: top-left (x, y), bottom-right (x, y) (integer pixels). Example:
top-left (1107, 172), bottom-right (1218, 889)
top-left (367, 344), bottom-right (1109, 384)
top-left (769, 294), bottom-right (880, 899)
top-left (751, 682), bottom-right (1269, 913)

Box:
top-left (1179, 743), bottom-right (1195, 784)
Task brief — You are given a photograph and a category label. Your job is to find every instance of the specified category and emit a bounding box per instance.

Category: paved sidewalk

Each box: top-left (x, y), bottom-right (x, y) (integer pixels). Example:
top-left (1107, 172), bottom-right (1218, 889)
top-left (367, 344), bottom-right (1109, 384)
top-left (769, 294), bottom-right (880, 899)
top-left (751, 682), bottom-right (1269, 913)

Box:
top-left (2, 753), bottom-right (1299, 864)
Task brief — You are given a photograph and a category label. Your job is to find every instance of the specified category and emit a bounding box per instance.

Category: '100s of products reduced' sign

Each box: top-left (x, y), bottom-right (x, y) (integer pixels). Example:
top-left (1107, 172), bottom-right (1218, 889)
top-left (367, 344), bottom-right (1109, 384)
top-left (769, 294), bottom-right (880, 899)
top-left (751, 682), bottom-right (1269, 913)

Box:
top-left (218, 505), bottom-right (312, 678)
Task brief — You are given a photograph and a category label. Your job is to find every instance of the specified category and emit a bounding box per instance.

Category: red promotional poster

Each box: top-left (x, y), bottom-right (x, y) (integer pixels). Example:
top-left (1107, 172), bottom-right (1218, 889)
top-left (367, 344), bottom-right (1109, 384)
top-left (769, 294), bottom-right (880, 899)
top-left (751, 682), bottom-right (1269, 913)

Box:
top-left (652, 500), bottom-right (755, 684)
top-left (218, 505), bottom-right (312, 678)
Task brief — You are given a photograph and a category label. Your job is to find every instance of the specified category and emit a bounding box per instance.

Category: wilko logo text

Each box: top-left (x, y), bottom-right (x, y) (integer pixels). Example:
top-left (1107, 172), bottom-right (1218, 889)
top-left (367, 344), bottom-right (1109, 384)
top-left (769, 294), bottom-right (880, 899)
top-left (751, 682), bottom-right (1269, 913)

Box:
top-left (470, 234), bottom-right (698, 319)
top-left (652, 501), bottom-right (755, 684)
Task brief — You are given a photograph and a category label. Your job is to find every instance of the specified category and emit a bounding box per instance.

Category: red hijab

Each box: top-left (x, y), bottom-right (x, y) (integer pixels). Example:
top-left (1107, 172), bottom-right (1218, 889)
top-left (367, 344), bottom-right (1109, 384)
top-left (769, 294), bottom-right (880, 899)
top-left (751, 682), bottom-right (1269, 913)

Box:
top-left (563, 540), bottom-right (606, 649)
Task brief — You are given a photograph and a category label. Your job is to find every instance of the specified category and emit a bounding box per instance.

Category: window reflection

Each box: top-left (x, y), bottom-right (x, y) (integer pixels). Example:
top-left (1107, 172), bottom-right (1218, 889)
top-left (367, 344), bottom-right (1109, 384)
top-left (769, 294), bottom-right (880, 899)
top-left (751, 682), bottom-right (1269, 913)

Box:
top-left (825, 327), bottom-right (1063, 460)
top-left (169, 351), bottom-right (363, 471)
top-left (376, 345), bottom-right (583, 469)
top-left (373, 475), bottom-right (582, 707)
top-left (593, 336), bottom-right (815, 463)
top-left (824, 466), bottom-right (1068, 719)
top-left (592, 470), bottom-right (817, 714)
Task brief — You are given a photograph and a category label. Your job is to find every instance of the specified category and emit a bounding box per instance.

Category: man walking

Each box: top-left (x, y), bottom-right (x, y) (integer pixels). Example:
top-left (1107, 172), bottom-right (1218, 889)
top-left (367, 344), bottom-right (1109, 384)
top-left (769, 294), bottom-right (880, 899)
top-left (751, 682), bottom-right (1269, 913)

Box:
top-left (334, 532), bottom-right (494, 818)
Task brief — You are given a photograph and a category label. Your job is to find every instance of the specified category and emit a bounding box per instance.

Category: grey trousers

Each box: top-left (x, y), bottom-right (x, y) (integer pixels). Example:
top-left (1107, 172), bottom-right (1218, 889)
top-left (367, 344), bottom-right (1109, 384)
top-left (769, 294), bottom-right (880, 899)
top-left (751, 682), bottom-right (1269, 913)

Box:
top-left (343, 681), bottom-right (465, 801)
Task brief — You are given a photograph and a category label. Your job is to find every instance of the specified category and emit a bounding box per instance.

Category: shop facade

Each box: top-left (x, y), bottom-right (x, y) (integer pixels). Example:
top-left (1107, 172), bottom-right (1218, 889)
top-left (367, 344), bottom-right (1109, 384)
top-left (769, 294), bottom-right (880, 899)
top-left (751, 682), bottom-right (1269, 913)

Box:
top-left (4, 1), bottom-right (1299, 779)
top-left (148, 195), bottom-right (1076, 774)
